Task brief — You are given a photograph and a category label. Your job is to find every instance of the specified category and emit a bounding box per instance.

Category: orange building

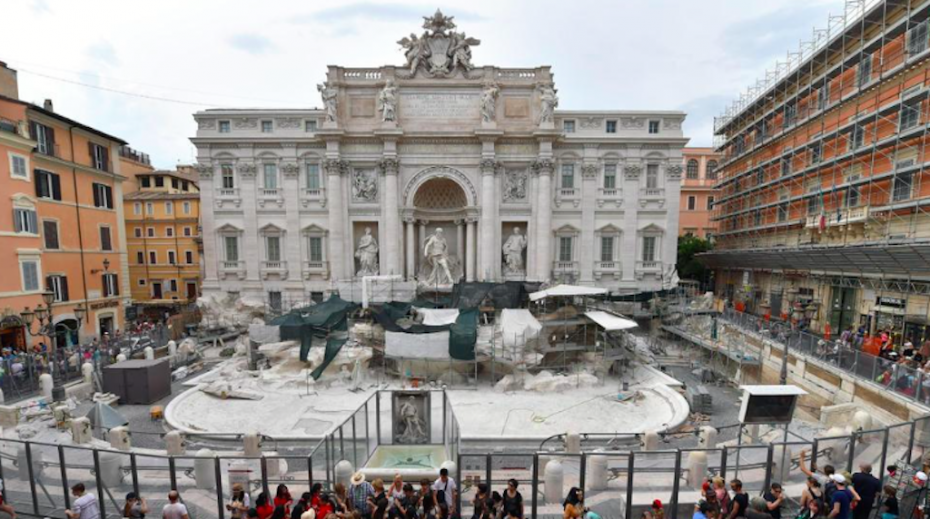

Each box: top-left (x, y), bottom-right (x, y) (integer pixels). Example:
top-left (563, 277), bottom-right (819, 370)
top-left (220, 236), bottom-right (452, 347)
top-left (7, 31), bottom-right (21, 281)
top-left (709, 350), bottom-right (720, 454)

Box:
top-left (0, 61), bottom-right (129, 349)
top-left (679, 147), bottom-right (720, 239)
top-left (123, 167), bottom-right (201, 308)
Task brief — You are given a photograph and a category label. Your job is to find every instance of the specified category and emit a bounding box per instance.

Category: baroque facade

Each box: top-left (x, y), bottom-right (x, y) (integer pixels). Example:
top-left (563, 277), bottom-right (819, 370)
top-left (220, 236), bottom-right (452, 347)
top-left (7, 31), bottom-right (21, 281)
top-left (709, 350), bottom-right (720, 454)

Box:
top-left (191, 11), bottom-right (686, 303)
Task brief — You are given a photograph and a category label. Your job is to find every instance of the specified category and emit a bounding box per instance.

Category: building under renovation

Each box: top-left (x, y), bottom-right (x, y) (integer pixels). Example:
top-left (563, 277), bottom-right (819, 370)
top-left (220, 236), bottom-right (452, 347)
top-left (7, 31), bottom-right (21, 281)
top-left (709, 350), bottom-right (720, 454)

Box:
top-left (704, 0), bottom-right (930, 344)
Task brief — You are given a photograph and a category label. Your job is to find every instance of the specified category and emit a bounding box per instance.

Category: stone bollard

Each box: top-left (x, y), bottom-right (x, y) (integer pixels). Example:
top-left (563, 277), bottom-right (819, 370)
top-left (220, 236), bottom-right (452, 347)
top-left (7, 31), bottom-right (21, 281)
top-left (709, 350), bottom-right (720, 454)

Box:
top-left (71, 417), bottom-right (92, 444)
top-left (194, 449), bottom-right (217, 490)
top-left (116, 353), bottom-right (127, 363)
top-left (643, 430), bottom-right (660, 451)
top-left (687, 451), bottom-right (708, 489)
top-left (700, 426), bottom-right (718, 449)
top-left (167, 340), bottom-right (177, 358)
top-left (82, 362), bottom-right (94, 384)
top-left (244, 432), bottom-right (262, 457)
top-left (144, 346), bottom-right (154, 360)
top-left (440, 460), bottom-right (457, 480)
top-left (565, 432), bottom-right (581, 454)
top-left (587, 453), bottom-right (608, 491)
top-left (38, 373), bottom-right (53, 401)
top-left (99, 451), bottom-right (123, 487)
top-left (335, 460), bottom-right (354, 489)
top-left (109, 426), bottom-right (131, 451)
top-left (165, 431), bottom-right (184, 456)
top-left (544, 460), bottom-right (564, 504)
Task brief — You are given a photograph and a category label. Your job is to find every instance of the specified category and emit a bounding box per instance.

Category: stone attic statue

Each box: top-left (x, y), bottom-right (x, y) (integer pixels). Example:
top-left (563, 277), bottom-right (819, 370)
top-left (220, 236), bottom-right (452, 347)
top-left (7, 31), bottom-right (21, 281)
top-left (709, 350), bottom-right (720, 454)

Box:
top-left (318, 82), bottom-right (338, 122)
top-left (423, 228), bottom-right (454, 286)
top-left (502, 227), bottom-right (527, 274)
top-left (355, 227), bottom-right (379, 277)
top-left (378, 80), bottom-right (398, 122)
top-left (537, 84), bottom-right (559, 124)
top-left (480, 83), bottom-right (499, 123)
top-left (399, 396), bottom-right (427, 442)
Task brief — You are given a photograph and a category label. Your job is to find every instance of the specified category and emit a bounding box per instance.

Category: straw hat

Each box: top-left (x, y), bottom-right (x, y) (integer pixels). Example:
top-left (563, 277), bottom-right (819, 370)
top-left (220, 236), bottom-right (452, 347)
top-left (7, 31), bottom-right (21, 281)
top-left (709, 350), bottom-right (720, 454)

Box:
top-left (351, 472), bottom-right (366, 485)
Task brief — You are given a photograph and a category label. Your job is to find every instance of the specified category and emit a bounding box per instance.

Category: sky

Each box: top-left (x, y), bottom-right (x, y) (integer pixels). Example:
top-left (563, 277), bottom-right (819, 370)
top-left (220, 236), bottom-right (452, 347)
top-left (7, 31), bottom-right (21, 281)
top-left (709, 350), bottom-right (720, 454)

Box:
top-left (2, 0), bottom-right (840, 168)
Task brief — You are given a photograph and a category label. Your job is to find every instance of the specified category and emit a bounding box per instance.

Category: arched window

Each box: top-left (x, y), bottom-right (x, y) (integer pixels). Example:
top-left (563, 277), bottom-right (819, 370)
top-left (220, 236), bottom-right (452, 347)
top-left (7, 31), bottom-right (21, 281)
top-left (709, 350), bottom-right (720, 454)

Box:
top-left (706, 160), bottom-right (718, 180)
top-left (686, 159), bottom-right (699, 179)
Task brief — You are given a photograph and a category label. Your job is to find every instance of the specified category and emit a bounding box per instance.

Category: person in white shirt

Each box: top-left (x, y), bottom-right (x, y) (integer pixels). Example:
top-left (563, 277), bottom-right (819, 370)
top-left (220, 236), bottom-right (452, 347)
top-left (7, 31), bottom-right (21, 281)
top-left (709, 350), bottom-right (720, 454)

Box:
top-left (162, 491), bottom-right (189, 519)
top-left (65, 483), bottom-right (99, 519)
top-left (432, 468), bottom-right (458, 512)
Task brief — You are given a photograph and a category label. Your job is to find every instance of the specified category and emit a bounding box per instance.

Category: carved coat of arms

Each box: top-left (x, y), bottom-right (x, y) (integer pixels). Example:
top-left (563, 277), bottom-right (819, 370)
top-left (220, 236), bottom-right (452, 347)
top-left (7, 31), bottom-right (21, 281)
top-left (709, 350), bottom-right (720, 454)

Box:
top-left (397, 10), bottom-right (481, 78)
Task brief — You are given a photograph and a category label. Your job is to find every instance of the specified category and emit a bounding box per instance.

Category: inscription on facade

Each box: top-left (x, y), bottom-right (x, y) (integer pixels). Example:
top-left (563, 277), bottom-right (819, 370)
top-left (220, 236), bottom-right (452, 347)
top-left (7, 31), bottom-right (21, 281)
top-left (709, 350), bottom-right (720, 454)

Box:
top-left (401, 93), bottom-right (479, 119)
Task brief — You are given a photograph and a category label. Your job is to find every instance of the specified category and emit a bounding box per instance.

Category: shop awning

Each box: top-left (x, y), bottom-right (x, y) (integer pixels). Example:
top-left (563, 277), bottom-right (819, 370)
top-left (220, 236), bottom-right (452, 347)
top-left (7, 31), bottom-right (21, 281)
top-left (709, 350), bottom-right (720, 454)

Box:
top-left (584, 311), bottom-right (638, 331)
top-left (529, 284), bottom-right (609, 302)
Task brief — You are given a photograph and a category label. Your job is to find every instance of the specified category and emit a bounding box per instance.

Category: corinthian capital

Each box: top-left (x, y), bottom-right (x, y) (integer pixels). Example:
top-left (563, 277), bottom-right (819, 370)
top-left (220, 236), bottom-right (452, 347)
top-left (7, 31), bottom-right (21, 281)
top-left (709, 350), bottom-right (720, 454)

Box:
top-left (531, 158), bottom-right (554, 175)
top-left (324, 159), bottom-right (349, 176)
top-left (479, 158), bottom-right (500, 175)
top-left (380, 157), bottom-right (400, 175)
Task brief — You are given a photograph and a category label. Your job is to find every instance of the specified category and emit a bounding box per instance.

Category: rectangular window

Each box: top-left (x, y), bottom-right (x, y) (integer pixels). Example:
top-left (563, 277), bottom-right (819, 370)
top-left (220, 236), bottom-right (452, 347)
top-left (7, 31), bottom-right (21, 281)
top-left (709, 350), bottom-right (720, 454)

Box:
top-left (603, 164), bottom-right (616, 189)
top-left (10, 154), bottom-right (27, 179)
top-left (756, 168), bottom-right (765, 186)
top-left (811, 142), bottom-right (822, 165)
top-left (642, 236), bottom-right (656, 262)
top-left (561, 164), bottom-right (574, 189)
top-left (140, 176), bottom-right (151, 188)
top-left (847, 177), bottom-right (861, 207)
top-left (147, 227), bottom-right (155, 238)
top-left (30, 122), bottom-right (55, 156)
top-left (263, 164), bottom-right (277, 190)
top-left (34, 170), bottom-right (62, 200)
top-left (183, 227), bottom-right (192, 237)
top-left (858, 53), bottom-right (873, 87)
top-left (558, 237), bottom-right (573, 262)
top-left (707, 196), bottom-right (715, 210)
top-left (563, 120), bottom-right (575, 133)
top-left (170, 279), bottom-right (178, 293)
top-left (171, 178), bottom-right (179, 189)
top-left (221, 165), bottom-right (235, 189)
top-left (43, 220), bottom-right (59, 249)
top-left (21, 260), bottom-right (39, 292)
top-left (92, 183), bottom-right (113, 209)
top-left (166, 227), bottom-right (174, 237)
top-left (606, 120), bottom-right (617, 133)
top-left (706, 161), bottom-right (717, 180)
top-left (185, 250), bottom-right (194, 264)
top-left (219, 120), bottom-right (230, 133)
top-left (305, 120), bottom-right (317, 132)
top-left (687, 195), bottom-right (696, 210)
top-left (851, 125), bottom-right (865, 150)
top-left (760, 119), bottom-right (769, 141)
top-left (306, 163), bottom-right (321, 190)
top-left (778, 203), bottom-right (788, 222)
top-left (754, 210), bottom-right (762, 226)
top-left (309, 237), bottom-right (324, 262)
top-left (225, 236), bottom-right (239, 262)
top-left (149, 251), bottom-right (157, 264)
top-left (165, 201), bottom-right (173, 215)
top-left (600, 236), bottom-right (614, 262)
top-left (155, 176), bottom-right (164, 187)
top-left (646, 164), bottom-right (659, 188)
top-left (269, 291), bottom-right (282, 311)
top-left (783, 103), bottom-right (796, 128)
top-left (134, 227), bottom-right (142, 238)
top-left (183, 201), bottom-right (191, 214)
top-left (735, 135), bottom-right (745, 155)
top-left (807, 188), bottom-right (821, 215)
top-left (893, 171), bottom-right (914, 201)
top-left (136, 251), bottom-right (144, 264)
top-left (13, 208), bottom-right (38, 234)
top-left (89, 143), bottom-right (109, 171)
top-left (47, 275), bottom-right (68, 302)
top-left (182, 181), bottom-right (189, 191)
top-left (99, 227), bottom-right (112, 251)
top-left (261, 120), bottom-right (273, 133)
top-left (168, 251), bottom-right (176, 265)
top-left (817, 83), bottom-right (830, 110)
top-left (266, 236), bottom-right (281, 262)
top-left (648, 120), bottom-right (660, 134)
top-left (138, 279), bottom-right (146, 286)
top-left (900, 100), bottom-right (921, 130)
top-left (781, 157), bottom-right (791, 177)
top-left (146, 202), bottom-right (154, 215)
top-left (102, 273), bottom-right (119, 297)
top-left (134, 202), bottom-right (141, 215)
top-left (908, 20), bottom-right (929, 56)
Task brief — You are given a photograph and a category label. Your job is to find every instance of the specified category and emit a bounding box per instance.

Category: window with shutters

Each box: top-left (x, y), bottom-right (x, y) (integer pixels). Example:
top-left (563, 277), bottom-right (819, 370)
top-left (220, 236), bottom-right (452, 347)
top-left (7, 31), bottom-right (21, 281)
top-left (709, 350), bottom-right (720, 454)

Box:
top-left (47, 275), bottom-right (68, 302)
top-left (92, 183), bottom-right (113, 209)
top-left (185, 250), bottom-right (194, 264)
top-left (133, 203), bottom-right (141, 215)
top-left (20, 259), bottom-right (40, 292)
top-left (137, 251), bottom-right (144, 264)
top-left (642, 236), bottom-right (657, 262)
top-left (13, 207), bottom-right (38, 234)
top-left (99, 227), bottom-right (112, 251)
top-left (221, 165), bottom-right (235, 189)
top-left (89, 143), bottom-right (109, 171)
top-left (30, 122), bottom-right (55, 156)
top-left (558, 237), bottom-right (573, 262)
top-left (309, 237), bottom-right (323, 262)
top-left (147, 227), bottom-right (155, 238)
top-left (687, 196), bottom-right (696, 210)
top-left (146, 202), bottom-right (154, 215)
top-left (893, 171), bottom-right (914, 201)
top-left (168, 251), bottom-right (176, 265)
top-left (34, 170), bottom-right (62, 200)
top-left (149, 251), bottom-right (157, 264)
top-left (134, 227), bottom-right (142, 238)
top-left (9, 153), bottom-right (28, 180)
top-left (102, 273), bottom-right (119, 297)
top-left (43, 220), bottom-right (59, 250)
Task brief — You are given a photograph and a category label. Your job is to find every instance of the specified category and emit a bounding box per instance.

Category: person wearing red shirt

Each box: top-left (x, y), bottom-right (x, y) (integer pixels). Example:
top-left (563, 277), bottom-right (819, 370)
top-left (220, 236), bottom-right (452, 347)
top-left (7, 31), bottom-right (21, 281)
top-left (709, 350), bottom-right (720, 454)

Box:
top-left (255, 492), bottom-right (274, 519)
top-left (274, 485), bottom-right (293, 517)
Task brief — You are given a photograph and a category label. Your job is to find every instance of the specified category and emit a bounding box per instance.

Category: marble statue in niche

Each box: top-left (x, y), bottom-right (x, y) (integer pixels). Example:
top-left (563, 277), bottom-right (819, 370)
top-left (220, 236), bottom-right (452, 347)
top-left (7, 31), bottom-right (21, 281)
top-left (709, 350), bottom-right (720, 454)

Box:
top-left (421, 228), bottom-right (454, 287)
top-left (480, 82), bottom-right (500, 123)
top-left (355, 228), bottom-right (380, 277)
top-left (378, 80), bottom-right (398, 122)
top-left (502, 227), bottom-right (528, 275)
top-left (537, 84), bottom-right (559, 124)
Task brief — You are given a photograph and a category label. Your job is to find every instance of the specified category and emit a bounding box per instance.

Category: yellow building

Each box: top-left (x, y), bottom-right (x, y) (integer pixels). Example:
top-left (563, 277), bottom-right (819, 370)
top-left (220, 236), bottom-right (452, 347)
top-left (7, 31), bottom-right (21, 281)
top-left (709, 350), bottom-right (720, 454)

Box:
top-left (123, 167), bottom-right (201, 306)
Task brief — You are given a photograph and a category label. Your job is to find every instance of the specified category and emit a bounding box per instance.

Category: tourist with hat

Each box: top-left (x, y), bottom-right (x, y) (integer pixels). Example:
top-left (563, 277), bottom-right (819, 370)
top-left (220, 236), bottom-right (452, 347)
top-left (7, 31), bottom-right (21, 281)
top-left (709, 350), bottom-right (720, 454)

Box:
top-left (350, 472), bottom-right (375, 518)
top-left (828, 474), bottom-right (856, 519)
top-left (228, 483), bottom-right (252, 519)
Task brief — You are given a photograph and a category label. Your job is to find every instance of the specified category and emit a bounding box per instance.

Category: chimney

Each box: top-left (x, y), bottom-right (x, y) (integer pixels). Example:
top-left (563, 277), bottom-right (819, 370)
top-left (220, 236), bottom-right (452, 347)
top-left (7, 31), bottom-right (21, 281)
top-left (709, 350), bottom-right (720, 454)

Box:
top-left (0, 61), bottom-right (18, 100)
top-left (43, 99), bottom-right (54, 112)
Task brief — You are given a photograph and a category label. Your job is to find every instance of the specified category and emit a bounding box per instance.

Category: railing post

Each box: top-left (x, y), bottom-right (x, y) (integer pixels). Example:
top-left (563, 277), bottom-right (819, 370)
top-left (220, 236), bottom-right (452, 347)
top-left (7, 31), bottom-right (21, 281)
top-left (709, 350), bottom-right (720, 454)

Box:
top-left (670, 451), bottom-right (682, 519)
top-left (879, 428), bottom-right (890, 482)
top-left (531, 453), bottom-right (539, 519)
top-left (92, 449), bottom-right (106, 519)
top-left (24, 443), bottom-right (39, 515)
top-left (763, 444), bottom-right (774, 491)
top-left (215, 456), bottom-right (226, 519)
top-left (169, 456), bottom-right (178, 491)
top-left (376, 392), bottom-right (382, 445)
top-left (308, 454), bottom-right (315, 490)
top-left (626, 453), bottom-right (635, 519)
top-left (352, 414), bottom-right (358, 469)
top-left (456, 453), bottom-right (462, 519)
top-left (579, 454), bottom-right (587, 497)
top-left (260, 456), bottom-right (270, 497)
top-left (907, 421), bottom-right (917, 465)
top-left (364, 400), bottom-right (371, 457)
top-left (486, 454), bottom-right (492, 487)
top-left (130, 452), bottom-right (140, 497)
top-left (811, 439), bottom-right (820, 472)
top-left (719, 448), bottom-right (728, 480)
top-left (58, 445), bottom-right (70, 510)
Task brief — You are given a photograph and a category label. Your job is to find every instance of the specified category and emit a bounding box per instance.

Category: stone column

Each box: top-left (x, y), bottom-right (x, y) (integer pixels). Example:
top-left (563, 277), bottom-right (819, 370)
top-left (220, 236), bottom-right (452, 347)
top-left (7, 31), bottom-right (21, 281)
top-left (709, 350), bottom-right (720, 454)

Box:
top-left (238, 162), bottom-right (260, 283)
top-left (405, 217), bottom-right (416, 280)
top-left (456, 220), bottom-right (465, 268)
top-left (664, 164), bottom-right (684, 281)
top-left (622, 163), bottom-right (642, 282)
top-left (479, 159), bottom-right (498, 281)
top-left (466, 217), bottom-right (477, 282)
top-left (282, 162), bottom-right (302, 282)
top-left (195, 163), bottom-right (218, 291)
top-left (533, 159), bottom-right (554, 281)
top-left (325, 159), bottom-right (347, 281)
top-left (580, 163), bottom-right (598, 284)
top-left (380, 158), bottom-right (401, 276)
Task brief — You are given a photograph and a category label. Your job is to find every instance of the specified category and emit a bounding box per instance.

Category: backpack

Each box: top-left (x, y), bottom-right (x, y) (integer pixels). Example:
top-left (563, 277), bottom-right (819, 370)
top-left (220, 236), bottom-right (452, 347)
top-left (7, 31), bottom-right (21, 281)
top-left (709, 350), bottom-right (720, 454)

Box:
top-left (824, 481), bottom-right (837, 506)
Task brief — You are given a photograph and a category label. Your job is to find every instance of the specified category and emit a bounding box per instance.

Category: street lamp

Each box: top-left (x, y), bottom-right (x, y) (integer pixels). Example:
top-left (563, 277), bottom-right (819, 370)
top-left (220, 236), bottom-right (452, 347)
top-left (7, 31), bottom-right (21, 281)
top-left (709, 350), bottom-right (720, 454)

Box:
top-left (20, 293), bottom-right (85, 402)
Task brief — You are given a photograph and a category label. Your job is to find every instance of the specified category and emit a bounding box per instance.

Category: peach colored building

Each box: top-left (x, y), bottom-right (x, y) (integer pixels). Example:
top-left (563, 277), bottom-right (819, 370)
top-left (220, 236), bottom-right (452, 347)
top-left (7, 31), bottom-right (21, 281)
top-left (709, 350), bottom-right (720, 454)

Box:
top-left (0, 62), bottom-right (130, 349)
top-left (679, 147), bottom-right (720, 238)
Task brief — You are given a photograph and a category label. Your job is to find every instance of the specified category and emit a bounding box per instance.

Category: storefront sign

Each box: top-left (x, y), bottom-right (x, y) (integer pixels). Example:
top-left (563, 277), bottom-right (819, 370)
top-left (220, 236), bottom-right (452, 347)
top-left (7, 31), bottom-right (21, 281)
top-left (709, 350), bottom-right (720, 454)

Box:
top-left (876, 296), bottom-right (906, 308)
top-left (89, 300), bottom-right (120, 310)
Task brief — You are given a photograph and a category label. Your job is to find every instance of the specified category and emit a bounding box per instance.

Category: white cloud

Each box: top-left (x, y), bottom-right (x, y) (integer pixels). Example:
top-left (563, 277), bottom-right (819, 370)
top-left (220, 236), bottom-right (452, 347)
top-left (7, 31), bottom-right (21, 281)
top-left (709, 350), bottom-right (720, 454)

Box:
top-left (0, 0), bottom-right (841, 165)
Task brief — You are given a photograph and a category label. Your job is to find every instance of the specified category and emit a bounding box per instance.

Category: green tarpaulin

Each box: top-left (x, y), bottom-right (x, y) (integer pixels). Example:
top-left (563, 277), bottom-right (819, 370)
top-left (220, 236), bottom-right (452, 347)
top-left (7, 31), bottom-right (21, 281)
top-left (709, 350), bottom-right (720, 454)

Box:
top-left (270, 296), bottom-right (358, 362)
top-left (310, 334), bottom-right (349, 380)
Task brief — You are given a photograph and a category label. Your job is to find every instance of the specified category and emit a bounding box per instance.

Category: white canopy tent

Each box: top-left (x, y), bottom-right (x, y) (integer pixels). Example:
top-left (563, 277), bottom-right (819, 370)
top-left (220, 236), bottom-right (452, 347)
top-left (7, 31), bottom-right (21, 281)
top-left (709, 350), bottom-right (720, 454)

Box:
top-left (529, 284), bottom-right (609, 302)
top-left (583, 311), bottom-right (638, 331)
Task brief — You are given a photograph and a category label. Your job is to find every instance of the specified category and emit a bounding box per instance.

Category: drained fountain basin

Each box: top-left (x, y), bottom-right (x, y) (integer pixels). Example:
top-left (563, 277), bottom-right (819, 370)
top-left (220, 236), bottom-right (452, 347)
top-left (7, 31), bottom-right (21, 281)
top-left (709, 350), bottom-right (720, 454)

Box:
top-left (359, 445), bottom-right (448, 481)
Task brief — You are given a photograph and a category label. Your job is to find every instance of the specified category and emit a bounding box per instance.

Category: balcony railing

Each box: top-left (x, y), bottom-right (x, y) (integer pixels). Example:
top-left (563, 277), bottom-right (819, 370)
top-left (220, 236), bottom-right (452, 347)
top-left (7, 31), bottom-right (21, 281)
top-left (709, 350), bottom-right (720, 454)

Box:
top-left (260, 188), bottom-right (280, 197)
top-left (221, 260), bottom-right (244, 271)
top-left (595, 261), bottom-right (621, 272)
top-left (598, 188), bottom-right (621, 198)
top-left (640, 188), bottom-right (665, 198)
top-left (805, 206), bottom-right (870, 229)
top-left (218, 188), bottom-right (239, 197)
top-left (637, 260), bottom-right (661, 271)
top-left (552, 260), bottom-right (578, 273)
top-left (557, 188), bottom-right (578, 198)
top-left (262, 260), bottom-right (287, 271)
top-left (303, 260), bottom-right (329, 279)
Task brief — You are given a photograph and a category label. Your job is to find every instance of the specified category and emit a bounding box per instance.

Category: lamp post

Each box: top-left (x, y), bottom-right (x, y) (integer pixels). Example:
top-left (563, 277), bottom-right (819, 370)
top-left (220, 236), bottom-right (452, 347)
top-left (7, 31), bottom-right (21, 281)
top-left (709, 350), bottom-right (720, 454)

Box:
top-left (21, 292), bottom-right (86, 401)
